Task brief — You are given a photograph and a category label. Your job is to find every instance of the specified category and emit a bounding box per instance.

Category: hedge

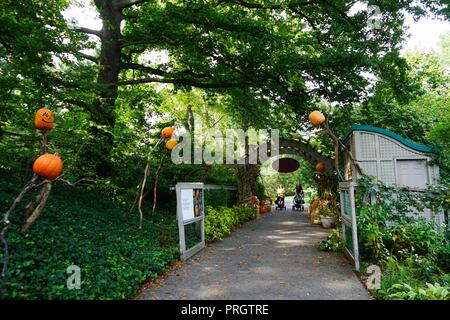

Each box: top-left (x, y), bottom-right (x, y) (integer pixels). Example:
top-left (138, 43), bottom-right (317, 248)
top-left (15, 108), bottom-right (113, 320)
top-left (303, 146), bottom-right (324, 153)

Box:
top-left (204, 205), bottom-right (255, 242)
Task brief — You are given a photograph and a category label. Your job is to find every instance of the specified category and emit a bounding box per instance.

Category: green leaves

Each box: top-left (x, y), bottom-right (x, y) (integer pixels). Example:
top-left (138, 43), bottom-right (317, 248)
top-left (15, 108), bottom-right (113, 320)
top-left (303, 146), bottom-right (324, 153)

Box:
top-left (0, 174), bottom-right (179, 299)
top-left (204, 205), bottom-right (255, 242)
top-left (384, 282), bottom-right (449, 300)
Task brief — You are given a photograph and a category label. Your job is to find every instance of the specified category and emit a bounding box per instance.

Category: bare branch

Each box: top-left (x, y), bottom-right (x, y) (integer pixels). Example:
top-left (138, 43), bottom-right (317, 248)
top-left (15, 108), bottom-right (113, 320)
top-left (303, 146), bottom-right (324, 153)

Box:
top-left (60, 179), bottom-right (97, 187)
top-left (22, 182), bottom-right (52, 232)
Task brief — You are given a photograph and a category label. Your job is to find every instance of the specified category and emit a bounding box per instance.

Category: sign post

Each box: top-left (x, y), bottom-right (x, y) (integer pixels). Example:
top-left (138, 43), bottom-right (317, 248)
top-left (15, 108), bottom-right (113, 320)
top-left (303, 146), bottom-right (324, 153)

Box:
top-left (176, 182), bottom-right (205, 260)
top-left (339, 181), bottom-right (360, 271)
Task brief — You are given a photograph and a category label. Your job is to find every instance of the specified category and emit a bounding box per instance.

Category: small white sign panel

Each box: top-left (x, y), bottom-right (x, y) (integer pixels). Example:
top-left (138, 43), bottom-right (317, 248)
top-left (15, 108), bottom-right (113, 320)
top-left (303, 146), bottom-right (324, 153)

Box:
top-left (181, 189), bottom-right (195, 221)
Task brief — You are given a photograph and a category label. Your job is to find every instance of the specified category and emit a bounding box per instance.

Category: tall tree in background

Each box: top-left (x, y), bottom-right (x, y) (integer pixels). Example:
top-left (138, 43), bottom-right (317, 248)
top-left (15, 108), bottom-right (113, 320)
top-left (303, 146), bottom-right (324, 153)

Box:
top-left (67, 0), bottom-right (449, 175)
top-left (1, 0), bottom-right (449, 178)
top-left (0, 0), bottom-right (97, 176)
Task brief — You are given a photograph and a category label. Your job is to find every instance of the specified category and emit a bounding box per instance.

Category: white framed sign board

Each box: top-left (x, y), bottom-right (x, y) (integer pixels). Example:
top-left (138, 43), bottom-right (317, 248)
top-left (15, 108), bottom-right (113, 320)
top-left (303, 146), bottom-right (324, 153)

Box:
top-left (175, 182), bottom-right (205, 260)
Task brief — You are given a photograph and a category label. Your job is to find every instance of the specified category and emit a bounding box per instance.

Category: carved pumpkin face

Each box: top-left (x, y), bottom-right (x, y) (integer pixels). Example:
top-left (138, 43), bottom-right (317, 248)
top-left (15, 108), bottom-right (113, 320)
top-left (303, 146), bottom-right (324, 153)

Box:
top-left (33, 154), bottom-right (63, 180)
top-left (34, 108), bottom-right (54, 130)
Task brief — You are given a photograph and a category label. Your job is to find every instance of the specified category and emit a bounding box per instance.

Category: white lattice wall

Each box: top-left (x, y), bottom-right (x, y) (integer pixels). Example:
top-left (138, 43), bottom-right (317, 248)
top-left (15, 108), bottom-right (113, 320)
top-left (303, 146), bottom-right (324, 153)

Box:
top-left (359, 133), bottom-right (377, 159)
top-left (344, 128), bottom-right (443, 226)
top-left (359, 161), bottom-right (378, 177)
top-left (378, 136), bottom-right (420, 158)
top-left (349, 131), bottom-right (439, 186)
top-left (380, 160), bottom-right (395, 184)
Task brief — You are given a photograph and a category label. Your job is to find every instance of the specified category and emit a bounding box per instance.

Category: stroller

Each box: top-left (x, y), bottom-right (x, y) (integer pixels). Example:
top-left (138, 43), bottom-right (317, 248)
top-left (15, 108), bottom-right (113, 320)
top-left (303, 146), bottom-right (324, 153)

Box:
top-left (292, 192), bottom-right (304, 211)
top-left (275, 195), bottom-right (286, 210)
top-left (292, 183), bottom-right (304, 211)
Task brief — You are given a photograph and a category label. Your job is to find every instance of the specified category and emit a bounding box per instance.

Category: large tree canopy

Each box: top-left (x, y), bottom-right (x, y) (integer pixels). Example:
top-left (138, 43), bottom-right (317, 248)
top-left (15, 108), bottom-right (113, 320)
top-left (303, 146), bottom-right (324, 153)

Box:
top-left (71, 0), bottom-right (448, 126)
top-left (1, 0), bottom-right (449, 179)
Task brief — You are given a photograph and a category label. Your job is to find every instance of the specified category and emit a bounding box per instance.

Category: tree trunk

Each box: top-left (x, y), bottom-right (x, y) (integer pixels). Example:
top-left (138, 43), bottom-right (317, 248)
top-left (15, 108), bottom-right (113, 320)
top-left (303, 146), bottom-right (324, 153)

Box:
top-left (317, 171), bottom-right (339, 207)
top-left (86, 0), bottom-right (123, 177)
top-left (235, 164), bottom-right (260, 202)
top-left (22, 182), bottom-right (52, 232)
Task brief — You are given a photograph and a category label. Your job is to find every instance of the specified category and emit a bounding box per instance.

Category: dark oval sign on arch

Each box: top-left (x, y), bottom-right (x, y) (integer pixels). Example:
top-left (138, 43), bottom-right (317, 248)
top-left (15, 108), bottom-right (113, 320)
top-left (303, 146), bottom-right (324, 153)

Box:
top-left (272, 158), bottom-right (300, 173)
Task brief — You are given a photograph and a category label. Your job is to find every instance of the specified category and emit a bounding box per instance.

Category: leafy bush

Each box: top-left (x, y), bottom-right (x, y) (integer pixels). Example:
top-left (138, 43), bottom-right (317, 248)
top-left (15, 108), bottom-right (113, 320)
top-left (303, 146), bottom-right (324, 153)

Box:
top-left (357, 204), bottom-right (390, 262)
top-left (204, 205), bottom-right (255, 243)
top-left (389, 220), bottom-right (445, 257)
top-left (356, 176), bottom-right (449, 300)
top-left (204, 188), bottom-right (237, 208)
top-left (319, 229), bottom-right (343, 252)
top-left (0, 175), bottom-right (179, 299)
top-left (382, 282), bottom-right (449, 300)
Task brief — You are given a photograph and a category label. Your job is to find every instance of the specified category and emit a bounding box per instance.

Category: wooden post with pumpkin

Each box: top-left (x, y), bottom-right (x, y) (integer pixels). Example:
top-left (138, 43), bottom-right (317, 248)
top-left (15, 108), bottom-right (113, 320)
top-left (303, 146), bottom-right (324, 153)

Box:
top-left (1, 108), bottom-right (63, 294)
top-left (136, 127), bottom-right (176, 229)
top-left (21, 109), bottom-right (63, 232)
top-left (308, 111), bottom-right (362, 176)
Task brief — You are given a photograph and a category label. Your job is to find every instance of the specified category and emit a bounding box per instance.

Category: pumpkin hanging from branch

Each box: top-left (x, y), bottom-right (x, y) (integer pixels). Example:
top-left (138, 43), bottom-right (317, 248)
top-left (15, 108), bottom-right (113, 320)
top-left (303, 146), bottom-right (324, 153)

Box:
top-left (33, 154), bottom-right (63, 180)
top-left (165, 138), bottom-right (177, 151)
top-left (34, 108), bottom-right (54, 131)
top-left (161, 127), bottom-right (174, 138)
top-left (308, 111), bottom-right (325, 126)
top-left (315, 162), bottom-right (326, 172)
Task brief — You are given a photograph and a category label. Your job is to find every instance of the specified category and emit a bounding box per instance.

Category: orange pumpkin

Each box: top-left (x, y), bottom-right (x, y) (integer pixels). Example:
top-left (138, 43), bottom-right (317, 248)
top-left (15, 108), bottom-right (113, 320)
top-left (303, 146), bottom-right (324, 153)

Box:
top-left (161, 127), bottom-right (174, 138)
top-left (165, 138), bottom-right (177, 151)
top-left (315, 162), bottom-right (326, 172)
top-left (33, 154), bottom-right (63, 180)
top-left (194, 205), bottom-right (199, 217)
top-left (308, 111), bottom-right (325, 126)
top-left (34, 108), bottom-right (54, 130)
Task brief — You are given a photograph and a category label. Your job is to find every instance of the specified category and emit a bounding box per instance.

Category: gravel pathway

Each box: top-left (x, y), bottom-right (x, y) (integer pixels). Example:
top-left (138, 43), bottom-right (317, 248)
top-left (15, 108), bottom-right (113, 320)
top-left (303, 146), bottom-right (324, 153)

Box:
top-left (139, 204), bottom-right (369, 300)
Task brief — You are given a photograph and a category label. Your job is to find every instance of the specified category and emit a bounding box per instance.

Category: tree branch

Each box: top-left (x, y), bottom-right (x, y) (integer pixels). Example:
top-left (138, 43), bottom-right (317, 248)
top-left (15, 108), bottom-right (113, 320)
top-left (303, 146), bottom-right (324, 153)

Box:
top-left (71, 26), bottom-right (101, 38)
top-left (217, 0), bottom-right (317, 9)
top-left (120, 63), bottom-right (214, 79)
top-left (120, 63), bottom-right (167, 76)
top-left (75, 52), bottom-right (98, 63)
top-left (288, 7), bottom-right (327, 49)
top-left (117, 0), bottom-right (150, 10)
top-left (119, 77), bottom-right (249, 89)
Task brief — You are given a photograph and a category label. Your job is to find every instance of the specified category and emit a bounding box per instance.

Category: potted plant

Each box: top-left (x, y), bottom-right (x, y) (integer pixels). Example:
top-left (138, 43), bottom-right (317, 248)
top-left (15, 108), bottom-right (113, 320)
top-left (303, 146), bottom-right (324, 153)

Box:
top-left (319, 204), bottom-right (338, 229)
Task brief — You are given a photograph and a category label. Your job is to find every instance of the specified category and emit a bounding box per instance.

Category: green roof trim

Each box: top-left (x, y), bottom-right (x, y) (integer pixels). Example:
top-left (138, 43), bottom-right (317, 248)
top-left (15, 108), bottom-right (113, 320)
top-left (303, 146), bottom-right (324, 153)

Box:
top-left (341, 125), bottom-right (435, 153)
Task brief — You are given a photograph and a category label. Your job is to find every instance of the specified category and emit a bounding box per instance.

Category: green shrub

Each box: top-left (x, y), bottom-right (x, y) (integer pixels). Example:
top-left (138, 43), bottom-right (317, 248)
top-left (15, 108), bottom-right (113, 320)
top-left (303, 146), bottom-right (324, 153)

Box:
top-left (357, 204), bottom-right (390, 262)
top-left (204, 205), bottom-right (255, 243)
top-left (204, 188), bottom-right (237, 208)
top-left (319, 229), bottom-right (343, 252)
top-left (0, 175), bottom-right (179, 299)
top-left (382, 282), bottom-right (449, 300)
top-left (389, 220), bottom-right (445, 257)
top-left (356, 176), bottom-right (449, 300)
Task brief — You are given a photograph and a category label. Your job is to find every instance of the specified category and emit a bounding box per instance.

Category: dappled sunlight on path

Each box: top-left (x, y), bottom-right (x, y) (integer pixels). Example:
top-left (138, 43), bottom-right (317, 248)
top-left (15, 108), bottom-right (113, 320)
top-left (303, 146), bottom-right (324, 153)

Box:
top-left (139, 206), bottom-right (369, 300)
